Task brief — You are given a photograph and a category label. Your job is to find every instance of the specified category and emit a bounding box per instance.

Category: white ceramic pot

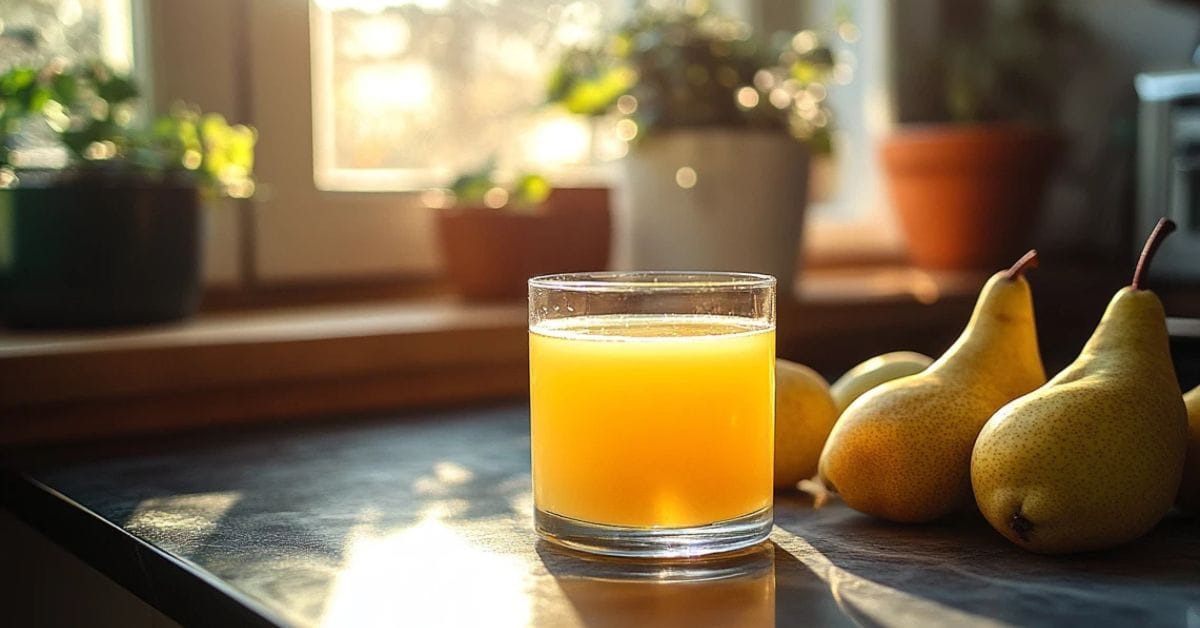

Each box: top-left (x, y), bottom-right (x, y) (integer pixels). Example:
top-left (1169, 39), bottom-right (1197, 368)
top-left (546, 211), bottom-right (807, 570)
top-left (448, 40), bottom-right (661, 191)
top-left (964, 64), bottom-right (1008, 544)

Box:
top-left (616, 129), bottom-right (811, 291)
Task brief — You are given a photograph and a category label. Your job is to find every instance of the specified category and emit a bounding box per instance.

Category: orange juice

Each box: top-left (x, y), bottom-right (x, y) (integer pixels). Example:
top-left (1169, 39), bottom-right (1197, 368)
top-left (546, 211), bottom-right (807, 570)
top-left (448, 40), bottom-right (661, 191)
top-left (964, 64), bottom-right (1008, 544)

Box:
top-left (530, 314), bottom-right (775, 528)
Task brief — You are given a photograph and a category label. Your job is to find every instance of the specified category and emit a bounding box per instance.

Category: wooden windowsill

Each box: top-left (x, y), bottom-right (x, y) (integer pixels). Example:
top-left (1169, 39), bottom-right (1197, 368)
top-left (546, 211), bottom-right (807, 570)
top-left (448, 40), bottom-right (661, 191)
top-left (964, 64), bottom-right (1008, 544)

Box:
top-left (0, 264), bottom-right (1131, 447)
top-left (0, 298), bottom-right (528, 446)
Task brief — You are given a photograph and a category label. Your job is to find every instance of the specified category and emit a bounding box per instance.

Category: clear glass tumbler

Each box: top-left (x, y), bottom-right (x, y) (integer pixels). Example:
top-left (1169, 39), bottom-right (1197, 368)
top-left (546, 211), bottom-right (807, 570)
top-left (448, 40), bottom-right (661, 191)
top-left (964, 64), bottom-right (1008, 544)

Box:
top-left (528, 272), bottom-right (776, 558)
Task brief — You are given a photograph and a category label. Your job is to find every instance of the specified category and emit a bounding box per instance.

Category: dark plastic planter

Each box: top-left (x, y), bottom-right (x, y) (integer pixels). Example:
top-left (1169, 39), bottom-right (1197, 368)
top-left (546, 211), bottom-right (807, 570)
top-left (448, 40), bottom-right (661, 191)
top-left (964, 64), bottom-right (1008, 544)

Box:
top-left (0, 180), bottom-right (201, 328)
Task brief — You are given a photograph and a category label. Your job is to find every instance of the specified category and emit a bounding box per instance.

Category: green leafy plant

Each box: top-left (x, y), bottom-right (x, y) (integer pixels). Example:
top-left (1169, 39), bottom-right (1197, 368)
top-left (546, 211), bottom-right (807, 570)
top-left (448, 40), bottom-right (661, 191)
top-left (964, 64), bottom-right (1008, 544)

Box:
top-left (143, 105), bottom-right (257, 198)
top-left (0, 60), bottom-right (255, 197)
top-left (546, 4), bottom-right (852, 154)
top-left (938, 0), bottom-right (1093, 125)
top-left (447, 159), bottom-right (551, 212)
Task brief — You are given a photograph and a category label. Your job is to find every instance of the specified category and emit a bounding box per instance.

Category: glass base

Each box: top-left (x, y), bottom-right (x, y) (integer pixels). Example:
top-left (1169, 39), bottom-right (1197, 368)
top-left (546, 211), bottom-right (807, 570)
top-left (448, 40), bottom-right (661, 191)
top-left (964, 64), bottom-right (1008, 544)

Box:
top-left (535, 506), bottom-right (773, 558)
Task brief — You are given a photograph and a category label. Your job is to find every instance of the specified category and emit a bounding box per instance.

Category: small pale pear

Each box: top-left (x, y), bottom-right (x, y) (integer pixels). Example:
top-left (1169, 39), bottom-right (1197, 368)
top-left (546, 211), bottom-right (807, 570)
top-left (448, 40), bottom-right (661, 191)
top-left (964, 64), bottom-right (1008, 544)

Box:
top-left (830, 351), bottom-right (934, 414)
top-left (774, 359), bottom-right (839, 488)
top-left (1177, 385), bottom-right (1200, 514)
top-left (819, 251), bottom-right (1045, 523)
top-left (972, 219), bottom-right (1189, 553)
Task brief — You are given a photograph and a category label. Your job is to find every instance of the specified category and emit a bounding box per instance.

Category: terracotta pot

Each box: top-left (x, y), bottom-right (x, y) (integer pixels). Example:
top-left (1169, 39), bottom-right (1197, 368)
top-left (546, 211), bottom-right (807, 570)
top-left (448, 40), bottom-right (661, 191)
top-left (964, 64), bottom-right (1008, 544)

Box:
top-left (881, 124), bottom-right (1060, 270)
top-left (436, 188), bottom-right (611, 301)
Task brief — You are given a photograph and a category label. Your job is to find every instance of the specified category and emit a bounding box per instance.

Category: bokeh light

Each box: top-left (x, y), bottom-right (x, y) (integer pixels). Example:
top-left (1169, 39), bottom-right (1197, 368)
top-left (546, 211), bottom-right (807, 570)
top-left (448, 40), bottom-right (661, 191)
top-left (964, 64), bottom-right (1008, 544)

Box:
top-left (791, 31), bottom-right (817, 54)
top-left (420, 188), bottom-right (455, 209)
top-left (837, 22), bottom-right (861, 44)
top-left (735, 86), bottom-right (759, 110)
top-left (616, 94), bottom-right (638, 115)
top-left (483, 186), bottom-right (509, 209)
top-left (675, 166), bottom-right (697, 189)
top-left (753, 69), bottom-right (775, 91)
top-left (615, 118), bottom-right (638, 142)
top-left (768, 88), bottom-right (791, 110)
top-left (524, 114), bottom-right (591, 167)
top-left (83, 140), bottom-right (117, 160)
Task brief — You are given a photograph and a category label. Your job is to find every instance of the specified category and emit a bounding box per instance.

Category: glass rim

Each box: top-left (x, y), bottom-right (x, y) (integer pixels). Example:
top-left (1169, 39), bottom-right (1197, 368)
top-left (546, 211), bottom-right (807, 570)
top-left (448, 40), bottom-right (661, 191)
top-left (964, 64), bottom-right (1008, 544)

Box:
top-left (528, 271), bottom-right (776, 293)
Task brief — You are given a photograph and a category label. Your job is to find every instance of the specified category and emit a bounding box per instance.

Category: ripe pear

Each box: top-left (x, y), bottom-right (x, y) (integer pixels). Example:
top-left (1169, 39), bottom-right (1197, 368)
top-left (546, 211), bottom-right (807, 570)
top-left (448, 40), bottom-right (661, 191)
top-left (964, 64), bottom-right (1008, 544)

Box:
top-left (818, 251), bottom-right (1045, 522)
top-left (830, 351), bottom-right (934, 414)
top-left (972, 219), bottom-right (1188, 554)
top-left (1175, 385), bottom-right (1200, 514)
top-left (775, 359), bottom-right (839, 488)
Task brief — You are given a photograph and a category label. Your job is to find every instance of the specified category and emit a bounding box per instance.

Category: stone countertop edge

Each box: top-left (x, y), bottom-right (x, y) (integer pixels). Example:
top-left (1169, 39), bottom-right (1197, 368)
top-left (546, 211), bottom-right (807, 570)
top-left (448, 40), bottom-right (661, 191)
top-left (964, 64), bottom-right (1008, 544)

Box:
top-left (2, 470), bottom-right (285, 627)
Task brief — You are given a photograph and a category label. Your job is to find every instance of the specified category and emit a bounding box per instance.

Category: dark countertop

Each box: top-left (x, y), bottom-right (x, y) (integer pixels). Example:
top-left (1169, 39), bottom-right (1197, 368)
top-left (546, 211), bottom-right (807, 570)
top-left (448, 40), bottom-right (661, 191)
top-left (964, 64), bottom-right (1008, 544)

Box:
top-left (3, 405), bottom-right (1200, 627)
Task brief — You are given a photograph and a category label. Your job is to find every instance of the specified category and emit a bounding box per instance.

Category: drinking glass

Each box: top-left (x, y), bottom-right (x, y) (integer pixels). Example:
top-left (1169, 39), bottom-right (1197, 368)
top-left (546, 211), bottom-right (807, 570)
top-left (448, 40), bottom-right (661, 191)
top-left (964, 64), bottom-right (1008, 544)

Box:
top-left (528, 272), bottom-right (776, 557)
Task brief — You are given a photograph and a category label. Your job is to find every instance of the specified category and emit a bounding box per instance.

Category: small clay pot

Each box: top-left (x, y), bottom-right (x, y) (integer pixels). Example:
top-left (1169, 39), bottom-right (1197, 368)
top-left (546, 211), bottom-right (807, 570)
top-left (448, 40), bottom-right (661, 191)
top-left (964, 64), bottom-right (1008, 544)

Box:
top-left (881, 124), bottom-right (1060, 271)
top-left (435, 188), bottom-right (611, 301)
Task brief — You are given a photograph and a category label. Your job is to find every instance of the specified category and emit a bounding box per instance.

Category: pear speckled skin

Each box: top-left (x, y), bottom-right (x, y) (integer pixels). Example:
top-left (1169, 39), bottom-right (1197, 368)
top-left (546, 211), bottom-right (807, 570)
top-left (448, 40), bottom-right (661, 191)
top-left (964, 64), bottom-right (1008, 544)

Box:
top-left (1177, 386), bottom-right (1200, 514)
top-left (972, 288), bottom-right (1188, 554)
top-left (818, 271), bottom-right (1045, 523)
top-left (774, 359), bottom-right (839, 488)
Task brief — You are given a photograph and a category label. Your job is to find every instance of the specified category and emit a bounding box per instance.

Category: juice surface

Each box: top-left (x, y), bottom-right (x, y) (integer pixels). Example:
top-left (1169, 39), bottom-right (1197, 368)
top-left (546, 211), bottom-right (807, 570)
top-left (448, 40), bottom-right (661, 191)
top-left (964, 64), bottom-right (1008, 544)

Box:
top-left (530, 314), bottom-right (775, 528)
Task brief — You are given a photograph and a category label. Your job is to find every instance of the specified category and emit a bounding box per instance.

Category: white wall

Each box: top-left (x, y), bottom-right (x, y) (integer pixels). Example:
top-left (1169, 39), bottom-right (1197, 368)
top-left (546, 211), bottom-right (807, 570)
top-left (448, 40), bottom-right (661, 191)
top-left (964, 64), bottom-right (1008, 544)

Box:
top-left (148, 0), bottom-right (439, 287)
top-left (247, 0), bottom-right (439, 284)
top-left (146, 0), bottom-right (246, 286)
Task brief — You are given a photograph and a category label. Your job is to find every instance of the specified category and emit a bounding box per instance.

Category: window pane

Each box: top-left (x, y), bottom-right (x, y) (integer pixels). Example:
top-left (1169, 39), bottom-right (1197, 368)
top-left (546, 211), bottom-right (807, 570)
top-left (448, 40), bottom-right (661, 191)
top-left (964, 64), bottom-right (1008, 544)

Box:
top-left (0, 0), bottom-right (135, 72)
top-left (311, 0), bottom-right (619, 191)
top-left (1, 0), bottom-right (137, 168)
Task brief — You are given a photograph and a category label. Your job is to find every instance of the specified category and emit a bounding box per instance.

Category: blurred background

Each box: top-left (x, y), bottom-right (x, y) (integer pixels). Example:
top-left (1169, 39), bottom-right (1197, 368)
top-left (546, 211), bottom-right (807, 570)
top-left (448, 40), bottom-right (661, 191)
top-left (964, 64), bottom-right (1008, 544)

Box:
top-left (2, 0), bottom-right (1200, 442)
top-left (2, 0), bottom-right (1197, 285)
top-left (5, 5), bottom-right (1200, 624)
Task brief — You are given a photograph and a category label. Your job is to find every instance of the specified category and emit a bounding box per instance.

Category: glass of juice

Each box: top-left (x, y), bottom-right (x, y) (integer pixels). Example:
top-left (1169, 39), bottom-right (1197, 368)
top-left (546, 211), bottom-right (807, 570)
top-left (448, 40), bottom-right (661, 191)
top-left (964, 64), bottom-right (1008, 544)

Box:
top-left (528, 272), bottom-right (776, 558)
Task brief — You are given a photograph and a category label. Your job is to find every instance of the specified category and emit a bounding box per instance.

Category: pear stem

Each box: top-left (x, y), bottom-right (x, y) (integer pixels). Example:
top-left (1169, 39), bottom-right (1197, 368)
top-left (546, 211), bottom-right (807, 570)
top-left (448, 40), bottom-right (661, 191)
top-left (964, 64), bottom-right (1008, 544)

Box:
top-left (1132, 218), bottom-right (1177, 291)
top-left (1004, 249), bottom-right (1039, 281)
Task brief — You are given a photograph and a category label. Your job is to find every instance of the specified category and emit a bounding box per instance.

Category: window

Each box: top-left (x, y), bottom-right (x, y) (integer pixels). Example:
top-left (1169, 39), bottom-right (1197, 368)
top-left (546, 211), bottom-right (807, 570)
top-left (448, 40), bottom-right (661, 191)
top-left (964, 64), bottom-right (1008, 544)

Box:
top-left (0, 0), bottom-right (138, 74)
top-left (310, 0), bottom-right (624, 192)
top-left (308, 0), bottom-right (893, 226)
top-left (53, 1), bottom-right (894, 287)
top-left (805, 0), bottom-right (892, 225)
top-left (1, 0), bottom-right (143, 168)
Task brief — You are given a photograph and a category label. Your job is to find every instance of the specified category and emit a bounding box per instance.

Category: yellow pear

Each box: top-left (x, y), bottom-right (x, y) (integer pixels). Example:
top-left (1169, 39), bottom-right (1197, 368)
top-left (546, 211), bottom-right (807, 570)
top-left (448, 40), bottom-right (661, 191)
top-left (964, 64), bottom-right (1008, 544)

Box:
top-left (830, 351), bottom-right (934, 414)
top-left (1174, 386), bottom-right (1200, 513)
top-left (818, 251), bottom-right (1045, 522)
top-left (775, 359), bottom-right (839, 488)
top-left (972, 219), bottom-right (1188, 553)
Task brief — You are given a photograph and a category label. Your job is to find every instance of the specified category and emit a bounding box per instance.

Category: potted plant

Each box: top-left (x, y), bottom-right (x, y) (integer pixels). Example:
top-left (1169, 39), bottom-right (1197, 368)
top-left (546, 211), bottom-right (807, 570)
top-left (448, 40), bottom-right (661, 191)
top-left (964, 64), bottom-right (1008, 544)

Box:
top-left (881, 0), bottom-right (1089, 270)
top-left (433, 163), bottom-right (611, 301)
top-left (546, 4), bottom-right (847, 290)
top-left (0, 61), bottom-right (255, 328)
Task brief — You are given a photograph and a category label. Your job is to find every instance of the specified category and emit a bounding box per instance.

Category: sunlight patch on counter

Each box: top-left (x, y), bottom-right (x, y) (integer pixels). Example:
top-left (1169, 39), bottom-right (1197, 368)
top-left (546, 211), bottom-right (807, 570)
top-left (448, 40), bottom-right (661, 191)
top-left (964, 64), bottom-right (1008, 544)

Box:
top-left (125, 491), bottom-right (242, 554)
top-left (320, 514), bottom-right (532, 627)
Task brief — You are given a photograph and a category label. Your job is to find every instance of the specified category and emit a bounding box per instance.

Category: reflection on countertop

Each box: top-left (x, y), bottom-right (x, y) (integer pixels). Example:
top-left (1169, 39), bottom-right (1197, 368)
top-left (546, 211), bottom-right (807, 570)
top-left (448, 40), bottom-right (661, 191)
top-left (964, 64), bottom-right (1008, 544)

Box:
top-left (6, 405), bottom-right (1200, 627)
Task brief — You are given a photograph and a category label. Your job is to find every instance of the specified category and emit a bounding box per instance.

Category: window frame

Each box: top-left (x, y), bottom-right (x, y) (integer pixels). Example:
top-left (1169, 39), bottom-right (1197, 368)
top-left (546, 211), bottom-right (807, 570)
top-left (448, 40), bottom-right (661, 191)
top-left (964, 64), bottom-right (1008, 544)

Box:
top-left (154, 0), bottom-right (903, 290)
